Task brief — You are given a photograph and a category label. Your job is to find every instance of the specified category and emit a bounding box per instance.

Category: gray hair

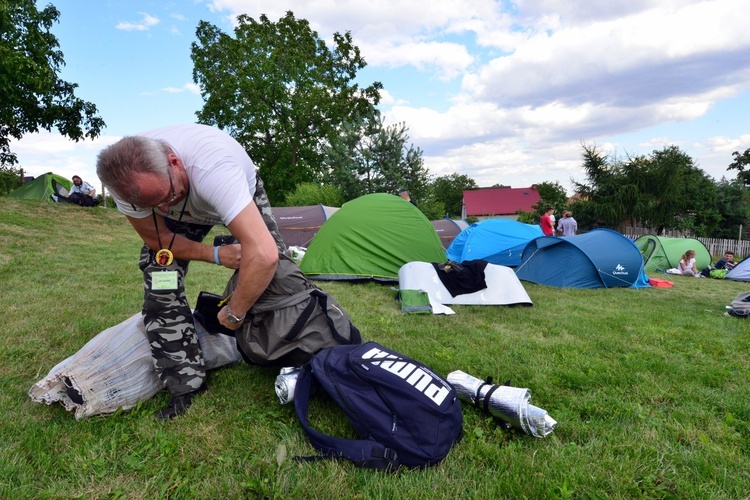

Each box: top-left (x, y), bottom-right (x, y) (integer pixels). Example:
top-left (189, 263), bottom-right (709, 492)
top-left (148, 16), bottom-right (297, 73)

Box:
top-left (96, 136), bottom-right (171, 204)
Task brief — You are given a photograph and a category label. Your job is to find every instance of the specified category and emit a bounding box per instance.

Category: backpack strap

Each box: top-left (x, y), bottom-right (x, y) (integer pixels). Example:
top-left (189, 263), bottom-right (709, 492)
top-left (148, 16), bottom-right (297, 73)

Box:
top-left (293, 365), bottom-right (400, 471)
top-left (308, 290), bottom-right (362, 345)
top-left (284, 289), bottom-right (361, 345)
top-left (475, 376), bottom-right (511, 430)
top-left (286, 291), bottom-right (323, 341)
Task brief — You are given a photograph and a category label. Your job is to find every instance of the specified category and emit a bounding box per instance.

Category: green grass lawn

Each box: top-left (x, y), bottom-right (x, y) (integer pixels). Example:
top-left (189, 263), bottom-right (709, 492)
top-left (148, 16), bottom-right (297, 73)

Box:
top-left (1, 197), bottom-right (749, 499)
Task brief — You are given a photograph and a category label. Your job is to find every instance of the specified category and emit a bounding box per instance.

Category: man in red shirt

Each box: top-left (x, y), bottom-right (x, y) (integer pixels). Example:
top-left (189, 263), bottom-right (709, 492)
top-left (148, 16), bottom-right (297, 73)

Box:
top-left (540, 207), bottom-right (555, 236)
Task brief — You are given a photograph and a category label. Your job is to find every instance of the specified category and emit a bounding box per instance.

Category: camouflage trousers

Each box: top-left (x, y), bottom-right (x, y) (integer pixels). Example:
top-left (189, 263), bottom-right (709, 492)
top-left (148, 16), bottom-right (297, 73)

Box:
top-left (139, 174), bottom-right (286, 396)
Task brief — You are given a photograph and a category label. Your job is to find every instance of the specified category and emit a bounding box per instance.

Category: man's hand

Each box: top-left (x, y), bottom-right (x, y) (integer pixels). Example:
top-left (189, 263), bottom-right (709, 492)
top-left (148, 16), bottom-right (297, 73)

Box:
top-left (217, 243), bottom-right (242, 269)
top-left (218, 305), bottom-right (244, 331)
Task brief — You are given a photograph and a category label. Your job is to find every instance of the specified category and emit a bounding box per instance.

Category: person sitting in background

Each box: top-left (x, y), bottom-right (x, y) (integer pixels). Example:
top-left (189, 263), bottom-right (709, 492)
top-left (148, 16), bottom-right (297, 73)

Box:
top-left (70, 175), bottom-right (97, 198)
top-left (714, 251), bottom-right (737, 270)
top-left (63, 175), bottom-right (100, 207)
top-left (679, 250), bottom-right (701, 276)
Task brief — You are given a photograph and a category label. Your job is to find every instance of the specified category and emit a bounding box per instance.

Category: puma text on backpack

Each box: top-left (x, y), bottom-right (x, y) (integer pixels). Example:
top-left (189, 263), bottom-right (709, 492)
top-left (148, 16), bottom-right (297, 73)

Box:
top-left (293, 341), bottom-right (463, 470)
top-left (226, 255), bottom-right (362, 367)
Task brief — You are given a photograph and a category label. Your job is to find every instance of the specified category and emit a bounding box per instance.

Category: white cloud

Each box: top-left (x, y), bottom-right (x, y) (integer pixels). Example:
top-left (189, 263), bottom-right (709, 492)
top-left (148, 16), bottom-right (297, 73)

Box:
top-left (462, 0), bottom-right (750, 109)
top-left (362, 40), bottom-right (474, 80)
top-left (12, 132), bottom-right (121, 185)
top-left (206, 0), bottom-right (499, 78)
top-left (160, 83), bottom-right (202, 94)
top-left (702, 134), bottom-right (750, 155)
top-left (377, 89), bottom-right (407, 106)
top-left (116, 13), bottom-right (160, 31)
top-left (184, 83), bottom-right (202, 94)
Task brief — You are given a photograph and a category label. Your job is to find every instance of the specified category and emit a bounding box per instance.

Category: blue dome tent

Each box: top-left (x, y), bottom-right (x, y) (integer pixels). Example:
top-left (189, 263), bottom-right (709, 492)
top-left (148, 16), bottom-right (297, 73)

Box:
top-left (515, 229), bottom-right (651, 288)
top-left (446, 218), bottom-right (543, 267)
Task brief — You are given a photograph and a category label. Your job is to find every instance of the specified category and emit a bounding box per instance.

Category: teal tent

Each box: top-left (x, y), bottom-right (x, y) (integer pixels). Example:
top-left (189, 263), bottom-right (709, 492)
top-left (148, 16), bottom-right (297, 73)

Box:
top-left (7, 172), bottom-right (72, 201)
top-left (300, 193), bottom-right (447, 282)
top-left (633, 235), bottom-right (711, 272)
top-left (446, 218), bottom-right (543, 267)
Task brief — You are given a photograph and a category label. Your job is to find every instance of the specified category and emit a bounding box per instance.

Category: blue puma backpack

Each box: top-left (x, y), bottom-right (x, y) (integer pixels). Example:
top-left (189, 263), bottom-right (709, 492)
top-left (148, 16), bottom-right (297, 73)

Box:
top-left (293, 341), bottom-right (463, 470)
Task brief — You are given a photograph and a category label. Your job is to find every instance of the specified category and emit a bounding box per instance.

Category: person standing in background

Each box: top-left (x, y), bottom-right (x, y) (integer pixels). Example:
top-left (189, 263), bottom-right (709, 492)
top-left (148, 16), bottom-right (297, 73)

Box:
top-left (399, 189), bottom-right (417, 207)
top-left (540, 207), bottom-right (555, 236)
top-left (558, 211), bottom-right (578, 236)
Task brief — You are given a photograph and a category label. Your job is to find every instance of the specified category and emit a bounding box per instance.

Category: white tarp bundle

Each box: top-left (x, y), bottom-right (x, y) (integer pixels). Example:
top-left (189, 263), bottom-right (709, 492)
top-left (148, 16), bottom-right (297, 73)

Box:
top-left (398, 261), bottom-right (533, 315)
top-left (29, 313), bottom-right (241, 419)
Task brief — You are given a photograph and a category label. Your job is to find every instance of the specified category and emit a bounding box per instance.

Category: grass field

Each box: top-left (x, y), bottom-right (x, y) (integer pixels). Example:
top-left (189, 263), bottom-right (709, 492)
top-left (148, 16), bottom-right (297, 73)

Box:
top-left (1, 197), bottom-right (749, 499)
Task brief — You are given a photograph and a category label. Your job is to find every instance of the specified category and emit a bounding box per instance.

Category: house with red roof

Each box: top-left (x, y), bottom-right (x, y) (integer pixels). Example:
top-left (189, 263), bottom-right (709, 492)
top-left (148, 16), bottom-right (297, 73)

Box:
top-left (461, 185), bottom-right (541, 220)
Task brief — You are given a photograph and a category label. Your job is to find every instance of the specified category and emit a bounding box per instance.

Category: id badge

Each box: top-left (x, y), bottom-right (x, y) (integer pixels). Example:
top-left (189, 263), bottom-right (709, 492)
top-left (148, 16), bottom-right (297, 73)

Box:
top-left (151, 270), bottom-right (179, 290)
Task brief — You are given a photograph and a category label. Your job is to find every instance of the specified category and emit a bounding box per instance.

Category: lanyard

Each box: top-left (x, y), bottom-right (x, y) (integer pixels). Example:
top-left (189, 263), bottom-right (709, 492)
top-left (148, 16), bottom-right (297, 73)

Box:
top-left (152, 187), bottom-right (190, 266)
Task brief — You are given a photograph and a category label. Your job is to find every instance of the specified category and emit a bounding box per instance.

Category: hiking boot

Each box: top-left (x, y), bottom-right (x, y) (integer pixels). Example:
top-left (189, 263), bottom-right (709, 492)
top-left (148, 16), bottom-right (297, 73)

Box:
top-left (155, 384), bottom-right (207, 421)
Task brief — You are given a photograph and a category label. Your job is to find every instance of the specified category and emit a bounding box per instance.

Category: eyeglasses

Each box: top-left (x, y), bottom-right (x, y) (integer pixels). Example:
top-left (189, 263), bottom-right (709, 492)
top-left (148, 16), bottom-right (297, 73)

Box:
top-left (155, 169), bottom-right (178, 208)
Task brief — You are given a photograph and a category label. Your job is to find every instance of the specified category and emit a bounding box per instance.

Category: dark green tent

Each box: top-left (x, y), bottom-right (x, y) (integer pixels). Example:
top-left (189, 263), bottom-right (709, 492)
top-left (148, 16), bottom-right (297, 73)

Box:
top-left (299, 193), bottom-right (447, 282)
top-left (7, 172), bottom-right (73, 201)
top-left (633, 234), bottom-right (711, 272)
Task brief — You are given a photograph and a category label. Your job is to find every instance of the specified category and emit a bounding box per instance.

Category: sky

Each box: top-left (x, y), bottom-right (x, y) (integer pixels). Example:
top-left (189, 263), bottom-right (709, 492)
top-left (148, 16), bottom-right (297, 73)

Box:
top-left (12, 0), bottom-right (750, 195)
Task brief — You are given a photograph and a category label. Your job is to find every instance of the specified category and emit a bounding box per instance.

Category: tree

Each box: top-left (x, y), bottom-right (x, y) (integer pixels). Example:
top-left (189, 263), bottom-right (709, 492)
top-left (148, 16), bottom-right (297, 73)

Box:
top-left (714, 178), bottom-right (750, 240)
top-left (323, 119), bottom-right (431, 203)
top-left (530, 181), bottom-right (568, 221)
top-left (571, 144), bottom-right (719, 235)
top-left (727, 148), bottom-right (750, 186)
top-left (0, 163), bottom-right (22, 195)
top-left (191, 11), bottom-right (382, 203)
top-left (281, 182), bottom-right (344, 207)
top-left (0, 0), bottom-right (104, 166)
top-left (571, 145), bottom-right (632, 228)
top-left (429, 173), bottom-right (478, 218)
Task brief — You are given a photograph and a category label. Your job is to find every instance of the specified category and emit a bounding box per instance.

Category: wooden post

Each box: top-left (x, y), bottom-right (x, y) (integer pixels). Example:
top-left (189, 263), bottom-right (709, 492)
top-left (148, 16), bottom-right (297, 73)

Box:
top-left (20, 168), bottom-right (24, 184)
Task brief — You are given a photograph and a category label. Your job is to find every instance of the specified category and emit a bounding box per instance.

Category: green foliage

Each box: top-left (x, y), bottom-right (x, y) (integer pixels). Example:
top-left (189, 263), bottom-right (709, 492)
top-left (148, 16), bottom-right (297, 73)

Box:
top-left (515, 210), bottom-right (536, 224)
top-left (0, 164), bottom-right (23, 195)
top-left (0, 0), bottom-right (105, 165)
top-left (4, 196), bottom-right (750, 497)
top-left (727, 147), bottom-right (750, 186)
top-left (714, 178), bottom-right (750, 239)
top-left (531, 181), bottom-right (568, 220)
top-left (414, 197), bottom-right (445, 221)
top-left (572, 144), bottom-right (722, 235)
top-left (429, 173), bottom-right (478, 218)
top-left (280, 182), bottom-right (344, 207)
top-left (323, 119), bottom-right (431, 203)
top-left (191, 11), bottom-right (382, 203)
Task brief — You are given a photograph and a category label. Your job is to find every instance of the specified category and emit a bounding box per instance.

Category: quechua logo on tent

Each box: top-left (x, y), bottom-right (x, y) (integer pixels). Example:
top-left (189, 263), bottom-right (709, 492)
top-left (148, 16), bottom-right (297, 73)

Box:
top-left (613, 264), bottom-right (629, 275)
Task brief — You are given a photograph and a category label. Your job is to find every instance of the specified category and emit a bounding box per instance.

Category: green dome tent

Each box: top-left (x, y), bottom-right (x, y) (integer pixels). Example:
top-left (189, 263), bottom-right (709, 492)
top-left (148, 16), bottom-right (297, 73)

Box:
top-left (299, 193), bottom-right (447, 282)
top-left (633, 234), bottom-right (711, 272)
top-left (7, 172), bottom-right (72, 201)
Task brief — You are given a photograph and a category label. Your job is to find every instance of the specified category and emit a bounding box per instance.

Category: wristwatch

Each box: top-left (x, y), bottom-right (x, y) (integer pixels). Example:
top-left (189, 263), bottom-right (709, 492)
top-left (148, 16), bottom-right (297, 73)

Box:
top-left (226, 306), bottom-right (245, 324)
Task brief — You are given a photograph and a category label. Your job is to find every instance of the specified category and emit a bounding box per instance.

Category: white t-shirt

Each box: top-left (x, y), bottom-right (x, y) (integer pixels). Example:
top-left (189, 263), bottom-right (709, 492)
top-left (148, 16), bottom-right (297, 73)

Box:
top-left (70, 180), bottom-right (96, 195)
top-left (679, 258), bottom-right (696, 272)
top-left (113, 124), bottom-right (256, 226)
